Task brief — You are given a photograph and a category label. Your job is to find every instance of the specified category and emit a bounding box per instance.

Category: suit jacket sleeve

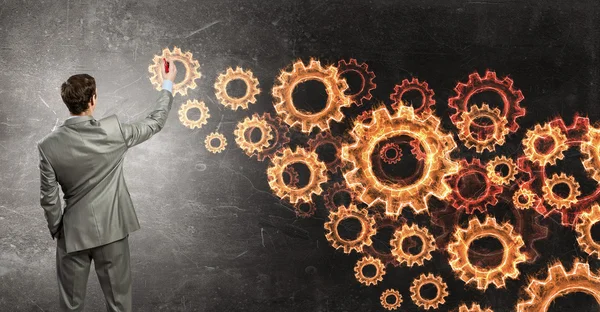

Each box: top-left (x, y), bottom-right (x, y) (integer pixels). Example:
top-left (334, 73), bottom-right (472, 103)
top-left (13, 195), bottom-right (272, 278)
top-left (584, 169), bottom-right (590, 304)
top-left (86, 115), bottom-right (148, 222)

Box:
top-left (118, 89), bottom-right (174, 148)
top-left (38, 143), bottom-right (62, 239)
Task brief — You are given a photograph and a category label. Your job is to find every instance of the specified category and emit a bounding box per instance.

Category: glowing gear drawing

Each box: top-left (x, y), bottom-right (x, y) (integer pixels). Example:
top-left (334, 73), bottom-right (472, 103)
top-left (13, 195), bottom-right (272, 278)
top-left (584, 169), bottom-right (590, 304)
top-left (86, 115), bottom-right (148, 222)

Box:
top-left (389, 224), bottom-right (436, 267)
top-left (522, 123), bottom-right (568, 167)
top-left (447, 217), bottom-right (526, 290)
top-left (512, 187), bottom-right (538, 210)
top-left (541, 173), bottom-right (580, 210)
top-left (307, 131), bottom-right (343, 174)
top-left (353, 255), bottom-right (386, 286)
top-left (455, 104), bottom-right (509, 153)
top-left (178, 99), bottom-right (210, 129)
top-left (337, 58), bottom-right (376, 106)
top-left (148, 46), bottom-right (201, 97)
top-left (458, 303), bottom-right (494, 312)
top-left (409, 273), bottom-right (449, 310)
top-left (575, 203), bottom-right (600, 259)
top-left (342, 106), bottom-right (458, 216)
top-left (486, 155), bottom-right (518, 186)
top-left (324, 204), bottom-right (376, 254)
top-left (214, 67), bottom-right (261, 110)
top-left (380, 289), bottom-right (402, 310)
top-left (390, 78), bottom-right (435, 117)
top-left (272, 58), bottom-right (351, 133)
top-left (446, 158), bottom-right (502, 214)
top-left (204, 132), bottom-right (227, 154)
top-left (516, 260), bottom-right (600, 311)
top-left (234, 114), bottom-right (274, 155)
top-left (267, 147), bottom-right (327, 204)
top-left (581, 125), bottom-right (600, 182)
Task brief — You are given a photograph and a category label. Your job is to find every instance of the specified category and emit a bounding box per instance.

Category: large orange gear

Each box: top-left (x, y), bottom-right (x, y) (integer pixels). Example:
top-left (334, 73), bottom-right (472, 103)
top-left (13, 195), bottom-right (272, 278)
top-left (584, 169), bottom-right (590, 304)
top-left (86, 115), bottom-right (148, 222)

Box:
top-left (390, 224), bottom-right (436, 267)
top-left (337, 58), bottom-right (376, 106)
top-left (410, 273), bottom-right (449, 310)
top-left (233, 114), bottom-right (273, 155)
top-left (512, 187), bottom-right (539, 210)
top-left (458, 303), bottom-right (493, 312)
top-left (148, 46), bottom-right (201, 97)
top-left (390, 78), bottom-right (435, 117)
top-left (204, 132), bottom-right (227, 154)
top-left (516, 260), bottom-right (600, 311)
top-left (178, 99), bottom-right (210, 129)
top-left (581, 126), bottom-right (600, 182)
top-left (324, 204), bottom-right (376, 254)
top-left (522, 123), bottom-right (568, 167)
top-left (486, 155), bottom-right (518, 186)
top-left (455, 104), bottom-right (509, 153)
top-left (446, 158), bottom-right (502, 214)
top-left (447, 217), bottom-right (526, 290)
top-left (353, 255), bottom-right (386, 286)
top-left (448, 70), bottom-right (525, 133)
top-left (575, 203), bottom-right (600, 259)
top-left (214, 67), bottom-right (261, 110)
top-left (342, 106), bottom-right (458, 216)
top-left (266, 147), bottom-right (327, 204)
top-left (541, 173), bottom-right (580, 210)
top-left (272, 58), bottom-right (351, 133)
top-left (307, 131), bottom-right (343, 174)
top-left (380, 289), bottom-right (402, 311)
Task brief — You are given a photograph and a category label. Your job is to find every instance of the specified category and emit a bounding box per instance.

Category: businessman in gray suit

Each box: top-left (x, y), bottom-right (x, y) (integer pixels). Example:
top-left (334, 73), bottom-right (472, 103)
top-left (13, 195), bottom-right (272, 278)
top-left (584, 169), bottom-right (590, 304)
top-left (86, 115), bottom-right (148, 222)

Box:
top-left (37, 58), bottom-right (177, 311)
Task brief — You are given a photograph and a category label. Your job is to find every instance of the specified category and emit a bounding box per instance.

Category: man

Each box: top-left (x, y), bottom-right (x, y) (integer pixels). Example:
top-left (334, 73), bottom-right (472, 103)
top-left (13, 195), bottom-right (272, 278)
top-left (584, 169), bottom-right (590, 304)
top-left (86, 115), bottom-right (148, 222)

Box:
top-left (36, 58), bottom-right (177, 311)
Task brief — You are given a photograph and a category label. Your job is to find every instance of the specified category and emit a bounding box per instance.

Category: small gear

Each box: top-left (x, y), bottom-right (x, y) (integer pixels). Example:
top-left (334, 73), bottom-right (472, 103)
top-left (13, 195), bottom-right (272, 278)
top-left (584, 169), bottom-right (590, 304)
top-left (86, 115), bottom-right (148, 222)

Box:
top-left (379, 143), bottom-right (402, 165)
top-left (255, 113), bottom-right (291, 162)
top-left (486, 155), bottom-right (518, 186)
top-left (353, 255), bottom-right (386, 286)
top-left (447, 216), bottom-right (526, 290)
top-left (214, 67), bottom-right (261, 110)
top-left (410, 273), bottom-right (449, 310)
top-left (354, 109), bottom-right (374, 126)
top-left (446, 158), bottom-right (503, 214)
top-left (204, 132), bottom-right (227, 154)
top-left (458, 303), bottom-right (494, 312)
top-left (575, 203), bottom-right (600, 259)
top-left (148, 46), bottom-right (201, 97)
top-left (409, 138), bottom-right (427, 161)
top-left (517, 260), bottom-right (600, 311)
top-left (522, 123), bottom-right (568, 167)
top-left (512, 187), bottom-right (539, 210)
top-left (581, 126), bottom-right (600, 182)
top-left (323, 181), bottom-right (355, 211)
top-left (234, 114), bottom-right (274, 155)
top-left (307, 131), bottom-right (343, 174)
top-left (541, 173), bottom-right (580, 210)
top-left (283, 166), bottom-right (299, 188)
top-left (390, 78), bottom-right (435, 117)
top-left (337, 58), bottom-right (376, 106)
top-left (448, 70), bottom-right (525, 133)
top-left (342, 106), bottom-right (458, 216)
top-left (267, 147), bottom-right (327, 204)
top-left (455, 103), bottom-right (510, 153)
top-left (390, 224), bottom-right (436, 267)
top-left (380, 289), bottom-right (402, 311)
top-left (178, 99), bottom-right (210, 129)
top-left (324, 204), bottom-right (376, 254)
top-left (272, 58), bottom-right (351, 133)
top-left (363, 214), bottom-right (405, 267)
top-left (293, 199), bottom-right (317, 218)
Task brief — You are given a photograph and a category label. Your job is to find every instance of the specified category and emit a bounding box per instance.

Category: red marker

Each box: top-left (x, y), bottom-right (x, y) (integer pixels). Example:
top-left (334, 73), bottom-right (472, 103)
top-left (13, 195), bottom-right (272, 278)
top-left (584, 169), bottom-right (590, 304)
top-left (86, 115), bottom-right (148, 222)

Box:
top-left (163, 58), bottom-right (170, 73)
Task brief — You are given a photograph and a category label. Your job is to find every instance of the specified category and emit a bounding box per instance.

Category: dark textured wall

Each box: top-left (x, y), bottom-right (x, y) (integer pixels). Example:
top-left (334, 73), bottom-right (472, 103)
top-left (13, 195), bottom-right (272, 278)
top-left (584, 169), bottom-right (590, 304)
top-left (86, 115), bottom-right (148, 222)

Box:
top-left (1, 0), bottom-right (600, 311)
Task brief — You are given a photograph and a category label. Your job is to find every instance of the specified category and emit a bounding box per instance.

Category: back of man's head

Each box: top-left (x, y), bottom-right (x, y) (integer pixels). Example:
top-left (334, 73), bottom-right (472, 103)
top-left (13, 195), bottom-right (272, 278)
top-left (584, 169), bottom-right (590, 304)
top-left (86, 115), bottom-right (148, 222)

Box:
top-left (61, 74), bottom-right (96, 115)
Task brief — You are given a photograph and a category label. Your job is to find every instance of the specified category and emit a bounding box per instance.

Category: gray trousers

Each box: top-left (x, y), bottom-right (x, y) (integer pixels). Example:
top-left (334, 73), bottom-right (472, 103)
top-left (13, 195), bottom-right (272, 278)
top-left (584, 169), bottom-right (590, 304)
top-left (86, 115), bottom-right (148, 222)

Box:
top-left (56, 231), bottom-right (132, 312)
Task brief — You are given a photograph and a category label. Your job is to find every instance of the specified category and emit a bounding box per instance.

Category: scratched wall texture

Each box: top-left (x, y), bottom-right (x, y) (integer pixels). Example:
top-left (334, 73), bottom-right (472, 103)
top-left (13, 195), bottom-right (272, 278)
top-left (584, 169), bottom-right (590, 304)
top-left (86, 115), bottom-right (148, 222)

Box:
top-left (1, 0), bottom-right (600, 311)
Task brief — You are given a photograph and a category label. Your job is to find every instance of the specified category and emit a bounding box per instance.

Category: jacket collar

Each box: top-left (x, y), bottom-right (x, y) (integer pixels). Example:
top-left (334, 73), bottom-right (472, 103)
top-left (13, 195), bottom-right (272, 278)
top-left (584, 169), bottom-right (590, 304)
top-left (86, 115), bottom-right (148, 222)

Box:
top-left (61, 115), bottom-right (95, 126)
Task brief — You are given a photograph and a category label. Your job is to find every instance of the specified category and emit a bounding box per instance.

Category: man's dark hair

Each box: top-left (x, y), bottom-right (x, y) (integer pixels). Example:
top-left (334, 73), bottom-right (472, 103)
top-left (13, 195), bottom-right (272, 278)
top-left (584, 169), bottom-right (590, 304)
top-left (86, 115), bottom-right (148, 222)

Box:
top-left (61, 74), bottom-right (96, 115)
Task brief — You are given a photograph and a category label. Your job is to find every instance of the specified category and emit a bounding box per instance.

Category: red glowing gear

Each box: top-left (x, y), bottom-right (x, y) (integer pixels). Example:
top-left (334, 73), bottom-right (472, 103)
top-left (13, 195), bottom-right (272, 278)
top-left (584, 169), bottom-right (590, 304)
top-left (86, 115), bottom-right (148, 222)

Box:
top-left (283, 166), bottom-right (299, 188)
top-left (354, 109), bottom-right (374, 126)
top-left (337, 58), bottom-right (376, 106)
top-left (379, 143), bottom-right (403, 165)
top-left (409, 138), bottom-right (427, 161)
top-left (272, 58), bottom-right (351, 133)
top-left (254, 113), bottom-right (291, 162)
top-left (517, 260), bottom-right (600, 311)
top-left (323, 181), bottom-right (355, 212)
top-left (390, 78), bottom-right (435, 117)
top-left (448, 70), bottom-right (525, 133)
top-left (307, 131), bottom-right (343, 174)
top-left (445, 158), bottom-right (503, 214)
top-left (363, 213), bottom-right (406, 267)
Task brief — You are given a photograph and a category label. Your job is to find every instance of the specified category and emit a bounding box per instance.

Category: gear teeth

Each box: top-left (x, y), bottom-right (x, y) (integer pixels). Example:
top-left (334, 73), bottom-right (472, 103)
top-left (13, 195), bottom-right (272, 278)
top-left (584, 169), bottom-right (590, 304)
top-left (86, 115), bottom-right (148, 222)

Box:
top-left (522, 122), bottom-right (568, 166)
top-left (455, 103), bottom-right (509, 153)
top-left (390, 77), bottom-right (435, 117)
top-left (354, 255), bottom-right (386, 286)
top-left (380, 289), bottom-right (402, 310)
top-left (581, 126), bottom-right (600, 182)
top-left (576, 204), bottom-right (600, 259)
top-left (486, 155), bottom-right (518, 185)
top-left (214, 67), bottom-right (261, 110)
top-left (178, 99), bottom-right (210, 129)
top-left (324, 204), bottom-right (376, 254)
top-left (458, 303), bottom-right (493, 312)
top-left (390, 224), bottom-right (436, 267)
top-left (446, 158), bottom-right (503, 214)
top-left (204, 132), bottom-right (227, 153)
top-left (337, 58), bottom-right (376, 106)
top-left (148, 46), bottom-right (202, 97)
top-left (410, 273), bottom-right (449, 310)
top-left (234, 114), bottom-right (274, 155)
top-left (541, 172), bottom-right (580, 210)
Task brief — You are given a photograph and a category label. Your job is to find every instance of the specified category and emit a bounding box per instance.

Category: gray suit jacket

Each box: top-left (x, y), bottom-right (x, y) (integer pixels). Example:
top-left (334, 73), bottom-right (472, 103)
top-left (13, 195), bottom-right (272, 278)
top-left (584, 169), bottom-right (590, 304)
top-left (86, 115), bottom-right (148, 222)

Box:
top-left (37, 89), bottom-right (173, 253)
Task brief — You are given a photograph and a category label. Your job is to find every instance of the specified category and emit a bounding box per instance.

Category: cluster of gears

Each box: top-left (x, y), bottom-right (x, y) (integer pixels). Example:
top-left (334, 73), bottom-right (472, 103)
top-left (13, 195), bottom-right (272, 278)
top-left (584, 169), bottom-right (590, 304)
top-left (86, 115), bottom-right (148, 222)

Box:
top-left (149, 47), bottom-right (600, 311)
